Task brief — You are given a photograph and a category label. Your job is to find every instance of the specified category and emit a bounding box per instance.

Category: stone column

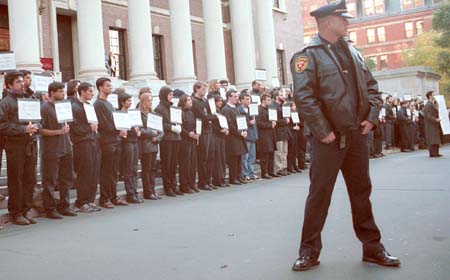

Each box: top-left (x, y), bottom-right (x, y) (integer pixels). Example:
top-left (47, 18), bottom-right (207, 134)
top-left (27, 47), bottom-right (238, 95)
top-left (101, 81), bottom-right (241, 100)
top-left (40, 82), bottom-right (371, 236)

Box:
top-left (168, 0), bottom-right (197, 91)
top-left (76, 0), bottom-right (107, 79)
top-left (128, 0), bottom-right (158, 81)
top-left (202, 0), bottom-right (227, 81)
top-left (50, 0), bottom-right (60, 73)
top-left (7, 0), bottom-right (42, 71)
top-left (255, 0), bottom-right (279, 87)
top-left (229, 0), bottom-right (256, 89)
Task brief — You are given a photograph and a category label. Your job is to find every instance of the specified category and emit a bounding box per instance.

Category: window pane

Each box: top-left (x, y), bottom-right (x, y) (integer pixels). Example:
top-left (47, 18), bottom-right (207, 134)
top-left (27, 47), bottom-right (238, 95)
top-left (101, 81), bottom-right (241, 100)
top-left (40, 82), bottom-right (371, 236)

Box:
top-left (349, 31), bottom-right (357, 44)
top-left (367, 28), bottom-right (376, 43)
top-left (380, 55), bottom-right (388, 70)
top-left (375, 0), bottom-right (384, 14)
top-left (364, 0), bottom-right (375, 16)
top-left (416, 20), bottom-right (424, 35)
top-left (405, 22), bottom-right (414, 38)
top-left (377, 27), bottom-right (385, 42)
top-left (401, 0), bottom-right (413, 10)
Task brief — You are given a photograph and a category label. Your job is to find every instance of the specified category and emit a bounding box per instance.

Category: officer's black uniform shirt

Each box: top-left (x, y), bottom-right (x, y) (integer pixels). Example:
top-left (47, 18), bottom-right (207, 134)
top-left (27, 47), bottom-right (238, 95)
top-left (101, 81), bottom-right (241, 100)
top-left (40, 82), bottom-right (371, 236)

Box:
top-left (41, 101), bottom-right (72, 157)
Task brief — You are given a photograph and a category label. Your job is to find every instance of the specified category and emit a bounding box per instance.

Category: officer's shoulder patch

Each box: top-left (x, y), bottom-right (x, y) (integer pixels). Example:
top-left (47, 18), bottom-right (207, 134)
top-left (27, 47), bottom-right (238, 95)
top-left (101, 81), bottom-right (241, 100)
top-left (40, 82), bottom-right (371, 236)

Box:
top-left (294, 56), bottom-right (309, 73)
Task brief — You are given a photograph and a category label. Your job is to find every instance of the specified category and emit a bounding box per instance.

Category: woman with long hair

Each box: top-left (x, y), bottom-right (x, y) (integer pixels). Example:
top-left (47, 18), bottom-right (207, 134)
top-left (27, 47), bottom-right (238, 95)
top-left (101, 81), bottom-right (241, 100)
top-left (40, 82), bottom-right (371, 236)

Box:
top-left (139, 90), bottom-right (164, 200)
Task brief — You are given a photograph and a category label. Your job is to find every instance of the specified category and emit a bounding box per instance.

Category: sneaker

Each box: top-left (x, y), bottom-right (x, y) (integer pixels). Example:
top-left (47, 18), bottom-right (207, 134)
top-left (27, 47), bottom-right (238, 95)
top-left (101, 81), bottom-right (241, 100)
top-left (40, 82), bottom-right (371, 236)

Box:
top-left (112, 199), bottom-right (129, 206)
top-left (13, 215), bottom-right (30, 225)
top-left (76, 204), bottom-right (93, 213)
top-left (58, 208), bottom-right (78, 217)
top-left (252, 175), bottom-right (259, 180)
top-left (88, 203), bottom-right (102, 212)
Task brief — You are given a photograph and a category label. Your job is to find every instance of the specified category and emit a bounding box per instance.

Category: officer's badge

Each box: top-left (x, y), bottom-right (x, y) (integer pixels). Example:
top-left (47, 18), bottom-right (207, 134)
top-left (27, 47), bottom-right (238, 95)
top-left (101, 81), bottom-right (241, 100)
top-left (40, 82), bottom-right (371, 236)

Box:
top-left (295, 56), bottom-right (309, 73)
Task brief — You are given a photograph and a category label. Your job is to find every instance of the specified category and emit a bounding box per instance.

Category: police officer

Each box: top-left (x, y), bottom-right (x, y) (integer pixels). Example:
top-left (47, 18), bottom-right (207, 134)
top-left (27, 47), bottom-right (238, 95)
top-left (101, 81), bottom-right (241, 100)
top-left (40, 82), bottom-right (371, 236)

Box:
top-left (290, 0), bottom-right (400, 271)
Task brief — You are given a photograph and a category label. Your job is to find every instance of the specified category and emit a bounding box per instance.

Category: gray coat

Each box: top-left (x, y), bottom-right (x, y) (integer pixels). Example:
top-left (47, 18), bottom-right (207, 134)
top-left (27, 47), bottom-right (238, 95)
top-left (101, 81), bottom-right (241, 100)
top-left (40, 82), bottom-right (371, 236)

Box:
top-left (423, 101), bottom-right (441, 145)
top-left (139, 112), bottom-right (164, 155)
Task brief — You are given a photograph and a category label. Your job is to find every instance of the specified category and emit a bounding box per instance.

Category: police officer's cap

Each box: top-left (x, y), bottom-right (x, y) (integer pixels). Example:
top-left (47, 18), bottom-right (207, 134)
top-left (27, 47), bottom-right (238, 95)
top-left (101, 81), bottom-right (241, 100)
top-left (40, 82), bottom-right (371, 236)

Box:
top-left (310, 0), bottom-right (353, 19)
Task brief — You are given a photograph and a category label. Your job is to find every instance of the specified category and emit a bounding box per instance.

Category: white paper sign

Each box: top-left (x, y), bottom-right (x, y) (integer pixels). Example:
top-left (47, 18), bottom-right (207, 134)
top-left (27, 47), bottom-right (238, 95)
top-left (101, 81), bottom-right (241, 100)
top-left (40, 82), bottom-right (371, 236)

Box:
top-left (55, 101), bottom-right (73, 123)
top-left (208, 98), bottom-right (217, 115)
top-left (236, 116), bottom-right (248, 131)
top-left (147, 113), bottom-right (163, 132)
top-left (172, 97), bottom-right (180, 107)
top-left (219, 88), bottom-right (226, 100)
top-left (406, 109), bottom-right (411, 117)
top-left (33, 75), bottom-right (54, 92)
top-left (272, 78), bottom-right (280, 88)
top-left (107, 94), bottom-right (119, 109)
top-left (251, 95), bottom-right (261, 105)
top-left (217, 113), bottom-right (228, 129)
top-left (0, 52), bottom-right (16, 71)
top-left (282, 106), bottom-right (291, 118)
top-left (196, 118), bottom-right (202, 135)
top-left (83, 103), bottom-right (98, 124)
top-left (170, 107), bottom-right (182, 124)
top-left (128, 109), bottom-right (142, 127)
top-left (381, 108), bottom-right (386, 117)
top-left (18, 99), bottom-right (41, 121)
top-left (249, 103), bottom-right (259, 116)
top-left (151, 96), bottom-right (160, 110)
top-left (291, 112), bottom-right (300, 124)
top-left (435, 95), bottom-right (450, 135)
top-left (113, 111), bottom-right (131, 130)
top-left (268, 108), bottom-right (278, 121)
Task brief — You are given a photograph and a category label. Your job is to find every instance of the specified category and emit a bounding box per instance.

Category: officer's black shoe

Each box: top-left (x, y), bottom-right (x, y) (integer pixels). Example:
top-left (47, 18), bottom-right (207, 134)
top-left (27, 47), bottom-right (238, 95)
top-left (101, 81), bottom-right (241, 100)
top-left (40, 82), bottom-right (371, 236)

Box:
top-left (292, 256), bottom-right (320, 271)
top-left (362, 250), bottom-right (401, 267)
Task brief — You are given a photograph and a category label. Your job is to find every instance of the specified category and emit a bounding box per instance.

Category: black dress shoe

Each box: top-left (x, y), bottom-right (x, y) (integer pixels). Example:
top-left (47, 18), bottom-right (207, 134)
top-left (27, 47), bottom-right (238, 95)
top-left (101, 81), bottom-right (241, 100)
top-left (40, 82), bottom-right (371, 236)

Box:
top-left (269, 173), bottom-right (280, 178)
top-left (262, 174), bottom-right (272, 179)
top-left (208, 184), bottom-right (219, 189)
top-left (165, 189), bottom-right (177, 197)
top-left (47, 210), bottom-right (64, 219)
top-left (238, 178), bottom-right (247, 184)
top-left (58, 208), bottom-right (78, 216)
top-left (363, 250), bottom-right (401, 267)
top-left (174, 189), bottom-right (184, 195)
top-left (292, 256), bottom-right (320, 271)
top-left (230, 180), bottom-right (242, 185)
top-left (199, 186), bottom-right (212, 191)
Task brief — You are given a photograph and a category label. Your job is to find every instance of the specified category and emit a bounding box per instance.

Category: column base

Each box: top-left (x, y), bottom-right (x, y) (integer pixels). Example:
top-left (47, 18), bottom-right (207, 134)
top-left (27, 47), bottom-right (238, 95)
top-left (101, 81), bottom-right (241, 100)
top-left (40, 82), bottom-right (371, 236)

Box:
top-left (77, 67), bottom-right (109, 81)
top-left (169, 77), bottom-right (197, 95)
top-left (125, 79), bottom-right (167, 96)
top-left (16, 62), bottom-right (42, 73)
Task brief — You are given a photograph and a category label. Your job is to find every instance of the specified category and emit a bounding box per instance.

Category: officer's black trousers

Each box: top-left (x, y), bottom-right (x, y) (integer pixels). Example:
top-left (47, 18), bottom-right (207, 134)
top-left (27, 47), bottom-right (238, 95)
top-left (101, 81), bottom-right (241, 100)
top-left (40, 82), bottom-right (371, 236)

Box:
top-left (212, 134), bottom-right (226, 185)
top-left (42, 151), bottom-right (74, 212)
top-left (179, 139), bottom-right (197, 190)
top-left (196, 129), bottom-right (215, 187)
top-left (159, 140), bottom-right (179, 191)
top-left (5, 142), bottom-right (37, 217)
top-left (299, 130), bottom-right (382, 259)
top-left (259, 152), bottom-right (274, 176)
top-left (73, 140), bottom-right (100, 207)
top-left (99, 143), bottom-right (121, 204)
top-left (120, 142), bottom-right (139, 200)
top-left (140, 152), bottom-right (157, 197)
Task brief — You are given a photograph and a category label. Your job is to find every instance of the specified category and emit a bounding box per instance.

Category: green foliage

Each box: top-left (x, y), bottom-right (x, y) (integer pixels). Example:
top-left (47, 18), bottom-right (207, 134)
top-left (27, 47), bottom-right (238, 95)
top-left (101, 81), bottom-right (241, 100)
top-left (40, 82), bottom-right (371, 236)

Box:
top-left (432, 4), bottom-right (450, 32)
top-left (365, 57), bottom-right (377, 71)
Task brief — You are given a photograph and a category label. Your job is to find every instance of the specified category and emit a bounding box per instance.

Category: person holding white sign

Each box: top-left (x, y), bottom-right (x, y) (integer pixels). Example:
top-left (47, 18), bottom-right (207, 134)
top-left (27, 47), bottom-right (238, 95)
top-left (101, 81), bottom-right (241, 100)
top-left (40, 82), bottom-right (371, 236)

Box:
top-left (139, 91), bottom-right (164, 200)
top-left (211, 95), bottom-right (229, 188)
top-left (238, 91), bottom-right (259, 182)
top-left (272, 88), bottom-right (291, 176)
top-left (94, 77), bottom-right (128, 208)
top-left (192, 82), bottom-right (217, 190)
top-left (222, 89), bottom-right (248, 185)
top-left (40, 82), bottom-right (76, 219)
top-left (70, 82), bottom-right (101, 213)
top-left (424, 91), bottom-right (443, 157)
top-left (118, 93), bottom-right (142, 204)
top-left (179, 94), bottom-right (200, 194)
top-left (0, 71), bottom-right (40, 225)
top-left (286, 102), bottom-right (302, 173)
top-left (155, 86), bottom-right (182, 197)
top-left (256, 93), bottom-right (277, 179)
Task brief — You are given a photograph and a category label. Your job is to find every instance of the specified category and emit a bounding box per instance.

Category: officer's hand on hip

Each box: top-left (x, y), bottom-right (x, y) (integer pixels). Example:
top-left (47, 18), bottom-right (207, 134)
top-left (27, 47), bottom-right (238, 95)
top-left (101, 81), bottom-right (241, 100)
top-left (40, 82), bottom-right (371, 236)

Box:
top-left (321, 132), bottom-right (336, 144)
top-left (360, 121), bottom-right (374, 135)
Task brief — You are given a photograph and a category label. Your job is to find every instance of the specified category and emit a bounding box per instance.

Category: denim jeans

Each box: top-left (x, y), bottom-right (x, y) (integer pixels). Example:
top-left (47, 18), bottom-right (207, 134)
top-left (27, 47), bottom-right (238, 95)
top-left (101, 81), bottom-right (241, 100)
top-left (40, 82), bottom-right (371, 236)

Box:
top-left (242, 141), bottom-right (256, 177)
